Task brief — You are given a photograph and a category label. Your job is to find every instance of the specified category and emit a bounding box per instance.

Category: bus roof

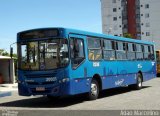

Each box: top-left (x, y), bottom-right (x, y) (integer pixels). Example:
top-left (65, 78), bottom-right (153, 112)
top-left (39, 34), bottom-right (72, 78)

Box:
top-left (18, 27), bottom-right (154, 45)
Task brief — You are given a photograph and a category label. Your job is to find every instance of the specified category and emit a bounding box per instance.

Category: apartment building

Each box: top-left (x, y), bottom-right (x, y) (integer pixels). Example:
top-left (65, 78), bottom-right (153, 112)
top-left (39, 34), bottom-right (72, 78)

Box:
top-left (101, 0), bottom-right (160, 50)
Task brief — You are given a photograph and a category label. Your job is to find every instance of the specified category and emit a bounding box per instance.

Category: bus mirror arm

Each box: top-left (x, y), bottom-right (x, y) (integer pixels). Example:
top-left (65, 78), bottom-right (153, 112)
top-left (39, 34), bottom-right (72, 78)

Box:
top-left (10, 42), bottom-right (16, 59)
top-left (10, 47), bottom-right (13, 58)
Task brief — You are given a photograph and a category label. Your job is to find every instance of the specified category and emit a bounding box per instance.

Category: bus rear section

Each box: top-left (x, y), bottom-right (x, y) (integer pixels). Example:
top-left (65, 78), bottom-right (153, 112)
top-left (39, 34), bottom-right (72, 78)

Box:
top-left (156, 51), bottom-right (160, 75)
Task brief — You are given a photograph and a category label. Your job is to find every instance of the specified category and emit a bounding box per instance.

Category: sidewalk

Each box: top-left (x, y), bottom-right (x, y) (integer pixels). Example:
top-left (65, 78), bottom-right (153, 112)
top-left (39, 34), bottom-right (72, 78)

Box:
top-left (0, 83), bottom-right (18, 97)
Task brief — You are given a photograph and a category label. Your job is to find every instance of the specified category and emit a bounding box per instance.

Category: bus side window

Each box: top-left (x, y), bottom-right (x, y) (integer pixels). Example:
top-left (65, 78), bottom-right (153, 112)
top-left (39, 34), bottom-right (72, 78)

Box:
top-left (70, 38), bottom-right (85, 68)
top-left (103, 39), bottom-right (116, 60)
top-left (144, 45), bottom-right (149, 60)
top-left (136, 44), bottom-right (143, 60)
top-left (116, 41), bottom-right (126, 60)
top-left (149, 45), bottom-right (155, 60)
top-left (127, 43), bottom-right (136, 60)
top-left (88, 38), bottom-right (102, 61)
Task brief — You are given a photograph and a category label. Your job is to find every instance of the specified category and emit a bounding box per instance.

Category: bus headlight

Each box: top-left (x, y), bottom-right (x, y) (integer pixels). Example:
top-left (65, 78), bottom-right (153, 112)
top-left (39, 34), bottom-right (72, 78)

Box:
top-left (62, 78), bottom-right (69, 83)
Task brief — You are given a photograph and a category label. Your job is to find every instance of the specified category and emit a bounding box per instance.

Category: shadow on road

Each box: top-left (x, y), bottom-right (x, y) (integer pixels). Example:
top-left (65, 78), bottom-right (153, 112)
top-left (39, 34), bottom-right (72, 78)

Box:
top-left (0, 86), bottom-right (151, 108)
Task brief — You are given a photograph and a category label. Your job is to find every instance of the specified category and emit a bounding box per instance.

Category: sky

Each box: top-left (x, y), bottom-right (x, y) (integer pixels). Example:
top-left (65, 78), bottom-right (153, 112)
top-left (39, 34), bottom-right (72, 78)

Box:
top-left (0, 0), bottom-right (102, 53)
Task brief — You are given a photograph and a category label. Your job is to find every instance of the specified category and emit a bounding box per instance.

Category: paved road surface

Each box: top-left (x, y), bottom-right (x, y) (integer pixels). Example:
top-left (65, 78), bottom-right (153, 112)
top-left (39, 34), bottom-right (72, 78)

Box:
top-left (0, 78), bottom-right (160, 111)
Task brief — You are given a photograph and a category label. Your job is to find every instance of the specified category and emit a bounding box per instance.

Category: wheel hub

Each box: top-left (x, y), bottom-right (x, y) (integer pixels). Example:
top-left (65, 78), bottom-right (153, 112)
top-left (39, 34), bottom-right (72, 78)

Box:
top-left (91, 83), bottom-right (97, 96)
top-left (138, 77), bottom-right (142, 87)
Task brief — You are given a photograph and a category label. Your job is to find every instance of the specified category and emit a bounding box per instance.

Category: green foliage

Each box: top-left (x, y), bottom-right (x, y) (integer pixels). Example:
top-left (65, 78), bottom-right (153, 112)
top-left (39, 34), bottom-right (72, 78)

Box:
top-left (12, 54), bottom-right (17, 58)
top-left (0, 49), bottom-right (17, 58)
top-left (0, 49), bottom-right (9, 56)
top-left (123, 33), bottom-right (133, 38)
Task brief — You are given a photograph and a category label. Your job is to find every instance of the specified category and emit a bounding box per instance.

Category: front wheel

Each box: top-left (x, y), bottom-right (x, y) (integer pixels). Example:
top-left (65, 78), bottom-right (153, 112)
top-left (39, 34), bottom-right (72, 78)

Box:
top-left (88, 79), bottom-right (99, 100)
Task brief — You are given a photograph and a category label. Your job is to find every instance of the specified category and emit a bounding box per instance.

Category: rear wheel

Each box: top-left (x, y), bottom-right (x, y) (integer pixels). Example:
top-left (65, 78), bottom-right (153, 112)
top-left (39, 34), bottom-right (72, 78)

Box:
top-left (88, 79), bottom-right (99, 100)
top-left (130, 73), bottom-right (143, 90)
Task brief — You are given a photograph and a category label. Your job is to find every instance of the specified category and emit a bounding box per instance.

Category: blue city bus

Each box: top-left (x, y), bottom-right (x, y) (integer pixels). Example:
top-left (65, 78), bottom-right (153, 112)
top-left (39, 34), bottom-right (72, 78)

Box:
top-left (17, 28), bottom-right (156, 100)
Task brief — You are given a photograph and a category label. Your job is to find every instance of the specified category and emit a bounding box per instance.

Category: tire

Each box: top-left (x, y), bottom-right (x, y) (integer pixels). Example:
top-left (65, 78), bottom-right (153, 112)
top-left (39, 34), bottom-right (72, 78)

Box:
top-left (130, 73), bottom-right (143, 90)
top-left (88, 79), bottom-right (99, 100)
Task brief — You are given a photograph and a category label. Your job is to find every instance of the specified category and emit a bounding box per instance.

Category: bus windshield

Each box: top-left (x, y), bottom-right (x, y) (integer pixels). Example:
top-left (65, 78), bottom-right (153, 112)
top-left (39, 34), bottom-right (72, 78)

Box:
top-left (19, 39), bottom-right (69, 70)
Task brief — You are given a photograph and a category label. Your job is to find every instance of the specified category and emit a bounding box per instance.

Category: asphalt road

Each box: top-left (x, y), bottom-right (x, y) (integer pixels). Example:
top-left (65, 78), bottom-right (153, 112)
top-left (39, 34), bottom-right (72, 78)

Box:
top-left (0, 78), bottom-right (160, 111)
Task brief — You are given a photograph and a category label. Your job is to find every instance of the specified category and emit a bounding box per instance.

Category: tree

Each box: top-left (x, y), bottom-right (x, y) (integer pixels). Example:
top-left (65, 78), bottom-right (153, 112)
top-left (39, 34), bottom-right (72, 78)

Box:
top-left (0, 49), bottom-right (4, 55)
top-left (0, 49), bottom-right (9, 56)
top-left (123, 33), bottom-right (133, 38)
top-left (0, 49), bottom-right (17, 58)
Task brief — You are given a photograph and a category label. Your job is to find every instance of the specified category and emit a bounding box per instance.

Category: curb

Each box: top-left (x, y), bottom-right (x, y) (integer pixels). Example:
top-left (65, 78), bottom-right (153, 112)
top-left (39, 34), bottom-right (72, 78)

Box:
top-left (0, 92), bottom-right (12, 97)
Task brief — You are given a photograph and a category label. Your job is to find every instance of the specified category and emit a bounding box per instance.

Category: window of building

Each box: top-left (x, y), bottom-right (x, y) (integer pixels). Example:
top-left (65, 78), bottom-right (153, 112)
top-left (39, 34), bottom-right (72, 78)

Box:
top-left (137, 23), bottom-right (140, 28)
top-left (88, 38), bottom-right (102, 60)
top-left (123, 24), bottom-right (128, 28)
top-left (113, 17), bottom-right (117, 21)
top-left (103, 40), bottom-right (116, 60)
top-left (145, 4), bottom-right (149, 9)
top-left (146, 32), bottom-right (150, 36)
top-left (136, 14), bottom-right (140, 18)
top-left (70, 38), bottom-right (85, 68)
top-left (112, 0), bottom-right (116, 3)
top-left (113, 8), bottom-right (117, 12)
top-left (145, 13), bottom-right (149, 18)
top-left (146, 23), bottom-right (150, 27)
top-left (136, 6), bottom-right (140, 10)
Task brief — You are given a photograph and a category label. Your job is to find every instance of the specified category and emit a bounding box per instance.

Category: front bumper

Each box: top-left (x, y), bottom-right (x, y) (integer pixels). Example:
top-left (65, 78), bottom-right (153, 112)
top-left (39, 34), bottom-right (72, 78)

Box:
top-left (18, 81), bottom-right (70, 96)
top-left (18, 77), bottom-right (91, 97)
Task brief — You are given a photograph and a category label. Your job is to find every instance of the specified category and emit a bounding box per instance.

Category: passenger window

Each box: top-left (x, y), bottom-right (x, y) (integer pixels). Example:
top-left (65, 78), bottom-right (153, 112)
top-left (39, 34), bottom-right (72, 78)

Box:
top-left (116, 41), bottom-right (127, 60)
top-left (70, 38), bottom-right (85, 68)
top-left (136, 44), bottom-right (143, 60)
top-left (144, 45), bottom-right (149, 60)
top-left (103, 40), bottom-right (116, 60)
top-left (88, 38), bottom-right (101, 48)
top-left (144, 45), bottom-right (155, 60)
top-left (150, 46), bottom-right (155, 60)
top-left (127, 43), bottom-right (136, 60)
top-left (88, 38), bottom-right (102, 60)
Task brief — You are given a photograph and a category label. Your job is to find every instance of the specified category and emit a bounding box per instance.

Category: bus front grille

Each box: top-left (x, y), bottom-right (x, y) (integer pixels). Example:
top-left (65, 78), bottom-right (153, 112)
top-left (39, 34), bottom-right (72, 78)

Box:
top-left (26, 81), bottom-right (56, 85)
top-left (25, 73), bottom-right (57, 78)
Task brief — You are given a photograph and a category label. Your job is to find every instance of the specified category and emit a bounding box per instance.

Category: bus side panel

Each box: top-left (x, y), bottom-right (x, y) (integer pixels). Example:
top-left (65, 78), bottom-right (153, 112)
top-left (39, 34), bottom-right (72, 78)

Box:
top-left (101, 61), bottom-right (137, 90)
top-left (102, 74), bottom-right (136, 90)
top-left (101, 60), bottom-right (156, 90)
top-left (141, 61), bottom-right (156, 82)
top-left (69, 78), bottom-right (91, 95)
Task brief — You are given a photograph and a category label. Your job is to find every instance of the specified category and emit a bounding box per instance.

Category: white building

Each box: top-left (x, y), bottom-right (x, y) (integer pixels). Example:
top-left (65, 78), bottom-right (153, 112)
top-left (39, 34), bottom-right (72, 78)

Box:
top-left (0, 56), bottom-right (16, 84)
top-left (101, 0), bottom-right (160, 50)
top-left (101, 0), bottom-right (123, 36)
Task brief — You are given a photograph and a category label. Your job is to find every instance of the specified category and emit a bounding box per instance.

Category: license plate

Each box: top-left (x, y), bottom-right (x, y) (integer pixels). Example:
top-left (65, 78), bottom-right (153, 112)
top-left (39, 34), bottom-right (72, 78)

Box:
top-left (36, 87), bottom-right (45, 91)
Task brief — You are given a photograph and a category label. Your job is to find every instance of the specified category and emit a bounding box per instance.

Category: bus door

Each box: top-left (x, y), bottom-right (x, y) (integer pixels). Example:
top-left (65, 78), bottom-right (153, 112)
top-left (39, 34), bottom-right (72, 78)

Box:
top-left (69, 34), bottom-right (89, 94)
